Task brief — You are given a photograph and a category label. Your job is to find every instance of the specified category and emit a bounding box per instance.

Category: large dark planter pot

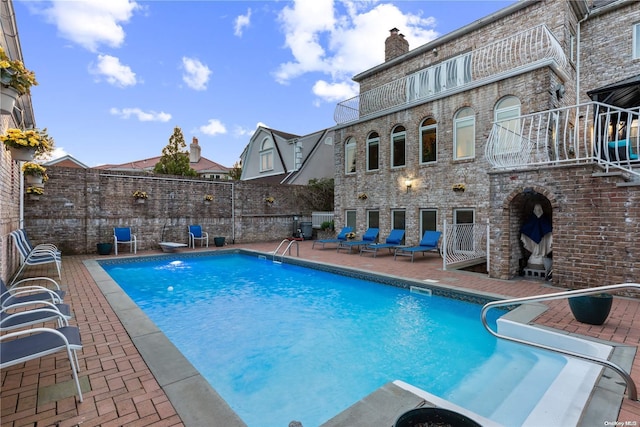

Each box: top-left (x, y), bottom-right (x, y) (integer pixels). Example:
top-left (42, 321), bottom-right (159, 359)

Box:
top-left (395, 407), bottom-right (481, 427)
top-left (568, 293), bottom-right (613, 325)
top-left (97, 242), bottom-right (113, 255)
top-left (213, 237), bottom-right (225, 247)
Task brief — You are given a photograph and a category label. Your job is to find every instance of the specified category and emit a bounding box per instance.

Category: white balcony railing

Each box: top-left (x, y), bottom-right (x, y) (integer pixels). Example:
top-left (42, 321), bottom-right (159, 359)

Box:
top-left (334, 24), bottom-right (567, 125)
top-left (485, 102), bottom-right (640, 177)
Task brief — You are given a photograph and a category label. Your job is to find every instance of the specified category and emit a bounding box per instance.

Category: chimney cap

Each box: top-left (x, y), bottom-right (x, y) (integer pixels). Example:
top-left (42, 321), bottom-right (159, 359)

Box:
top-left (389, 27), bottom-right (399, 34)
top-left (192, 136), bottom-right (199, 145)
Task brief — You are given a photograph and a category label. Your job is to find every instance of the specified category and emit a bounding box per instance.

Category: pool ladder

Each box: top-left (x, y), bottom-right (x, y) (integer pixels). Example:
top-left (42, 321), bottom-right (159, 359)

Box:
top-left (272, 239), bottom-right (300, 263)
top-left (481, 283), bottom-right (639, 401)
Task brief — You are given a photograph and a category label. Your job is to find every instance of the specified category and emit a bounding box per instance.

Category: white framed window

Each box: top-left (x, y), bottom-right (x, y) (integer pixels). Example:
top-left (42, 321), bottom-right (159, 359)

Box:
top-left (420, 209), bottom-right (437, 237)
top-left (634, 23), bottom-right (640, 59)
top-left (366, 132), bottom-right (380, 171)
top-left (391, 209), bottom-right (406, 232)
top-left (345, 210), bottom-right (357, 229)
top-left (345, 137), bottom-right (356, 174)
top-left (391, 125), bottom-right (406, 168)
top-left (367, 210), bottom-right (379, 229)
top-left (260, 137), bottom-right (274, 172)
top-left (493, 96), bottom-right (522, 154)
top-left (420, 118), bottom-right (437, 164)
top-left (454, 107), bottom-right (475, 160)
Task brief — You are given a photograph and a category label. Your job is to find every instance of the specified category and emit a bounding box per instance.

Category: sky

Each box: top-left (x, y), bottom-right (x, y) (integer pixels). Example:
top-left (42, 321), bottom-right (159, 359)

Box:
top-left (14, 0), bottom-right (515, 168)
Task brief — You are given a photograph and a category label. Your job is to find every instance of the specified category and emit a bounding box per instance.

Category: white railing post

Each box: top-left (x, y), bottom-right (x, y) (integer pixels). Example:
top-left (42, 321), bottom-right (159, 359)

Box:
top-left (442, 219), bottom-right (448, 270)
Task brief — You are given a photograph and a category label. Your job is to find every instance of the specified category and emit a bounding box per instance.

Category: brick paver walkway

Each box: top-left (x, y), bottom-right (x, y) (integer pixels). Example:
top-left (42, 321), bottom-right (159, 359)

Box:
top-left (1, 241), bottom-right (639, 426)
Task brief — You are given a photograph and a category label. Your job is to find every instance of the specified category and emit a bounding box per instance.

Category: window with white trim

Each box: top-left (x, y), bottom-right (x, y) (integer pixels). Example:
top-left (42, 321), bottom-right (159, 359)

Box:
top-left (345, 137), bottom-right (356, 174)
top-left (260, 137), bottom-right (274, 171)
top-left (391, 209), bottom-right (406, 232)
top-left (366, 132), bottom-right (379, 171)
top-left (420, 209), bottom-right (437, 237)
top-left (454, 208), bottom-right (475, 252)
top-left (420, 118), bottom-right (437, 164)
top-left (367, 210), bottom-right (379, 229)
top-left (391, 125), bottom-right (406, 168)
top-left (493, 96), bottom-right (522, 155)
top-left (454, 107), bottom-right (475, 160)
top-left (634, 23), bottom-right (640, 59)
top-left (345, 210), bottom-right (357, 230)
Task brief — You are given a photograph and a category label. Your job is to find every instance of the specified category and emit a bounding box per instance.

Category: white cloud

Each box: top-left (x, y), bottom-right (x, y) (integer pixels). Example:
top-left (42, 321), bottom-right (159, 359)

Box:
top-left (199, 119), bottom-right (227, 136)
top-left (90, 54), bottom-right (137, 87)
top-left (181, 57), bottom-right (211, 91)
top-left (274, 0), bottom-right (439, 103)
top-left (40, 0), bottom-right (141, 52)
top-left (110, 107), bottom-right (171, 122)
top-left (234, 8), bottom-right (252, 37)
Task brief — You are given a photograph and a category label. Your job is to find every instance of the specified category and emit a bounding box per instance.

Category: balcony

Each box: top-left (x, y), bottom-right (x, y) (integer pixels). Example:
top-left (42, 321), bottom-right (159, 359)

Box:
top-left (334, 24), bottom-right (568, 125)
top-left (485, 102), bottom-right (640, 177)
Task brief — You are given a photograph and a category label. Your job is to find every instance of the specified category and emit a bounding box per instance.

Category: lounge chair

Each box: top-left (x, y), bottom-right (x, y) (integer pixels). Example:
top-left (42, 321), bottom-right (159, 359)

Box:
top-left (114, 227), bottom-right (137, 255)
top-left (312, 226), bottom-right (353, 249)
top-left (337, 228), bottom-right (379, 254)
top-left (17, 229), bottom-right (61, 255)
top-left (1, 302), bottom-right (72, 331)
top-left (1, 278), bottom-right (65, 309)
top-left (188, 225), bottom-right (209, 248)
top-left (9, 231), bottom-right (62, 285)
top-left (394, 230), bottom-right (442, 262)
top-left (0, 321), bottom-right (84, 402)
top-left (359, 229), bottom-right (405, 257)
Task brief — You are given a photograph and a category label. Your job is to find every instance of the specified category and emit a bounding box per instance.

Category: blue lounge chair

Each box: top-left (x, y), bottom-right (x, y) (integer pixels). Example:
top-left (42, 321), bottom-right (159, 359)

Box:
top-left (9, 231), bottom-right (62, 285)
top-left (114, 227), bottom-right (137, 255)
top-left (337, 228), bottom-right (379, 254)
top-left (188, 225), bottom-right (209, 248)
top-left (1, 302), bottom-right (72, 331)
top-left (1, 278), bottom-right (65, 309)
top-left (312, 226), bottom-right (353, 249)
top-left (1, 322), bottom-right (84, 402)
top-left (394, 230), bottom-right (442, 262)
top-left (359, 229), bottom-right (405, 257)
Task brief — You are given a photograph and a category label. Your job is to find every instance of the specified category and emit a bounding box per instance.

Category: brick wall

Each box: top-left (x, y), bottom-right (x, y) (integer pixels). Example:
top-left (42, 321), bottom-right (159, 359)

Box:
top-left (489, 164), bottom-right (640, 294)
top-left (20, 167), bottom-right (314, 255)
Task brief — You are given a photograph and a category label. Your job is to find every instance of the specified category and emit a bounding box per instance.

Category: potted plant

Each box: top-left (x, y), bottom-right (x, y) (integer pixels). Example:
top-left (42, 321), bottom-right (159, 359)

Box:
top-left (22, 162), bottom-right (48, 185)
top-left (452, 183), bottom-right (466, 192)
top-left (213, 236), bottom-right (226, 247)
top-left (26, 186), bottom-right (44, 200)
top-left (568, 292), bottom-right (613, 325)
top-left (265, 196), bottom-right (275, 204)
top-left (132, 190), bottom-right (148, 203)
top-left (0, 46), bottom-right (38, 114)
top-left (204, 194), bottom-right (213, 204)
top-left (1, 128), bottom-right (53, 161)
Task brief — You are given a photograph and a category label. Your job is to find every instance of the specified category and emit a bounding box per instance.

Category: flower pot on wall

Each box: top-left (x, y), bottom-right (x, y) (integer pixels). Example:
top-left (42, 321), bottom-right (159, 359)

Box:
top-left (25, 174), bottom-right (44, 185)
top-left (0, 86), bottom-right (19, 115)
top-left (136, 198), bottom-right (145, 204)
top-left (7, 145), bottom-right (36, 161)
top-left (568, 293), bottom-right (613, 325)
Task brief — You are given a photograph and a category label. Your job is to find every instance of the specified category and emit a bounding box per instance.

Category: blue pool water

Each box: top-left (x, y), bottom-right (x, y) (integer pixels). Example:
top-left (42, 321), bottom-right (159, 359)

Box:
top-left (102, 254), bottom-right (565, 427)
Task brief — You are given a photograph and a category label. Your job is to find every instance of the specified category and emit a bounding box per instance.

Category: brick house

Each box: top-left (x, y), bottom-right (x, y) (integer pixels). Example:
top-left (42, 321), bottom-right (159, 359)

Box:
top-left (332, 0), bottom-right (640, 290)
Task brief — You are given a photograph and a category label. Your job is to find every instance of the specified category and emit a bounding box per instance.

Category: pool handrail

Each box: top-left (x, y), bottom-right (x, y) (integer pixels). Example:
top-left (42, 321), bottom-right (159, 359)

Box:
top-left (272, 239), bottom-right (299, 263)
top-left (481, 283), bottom-right (639, 401)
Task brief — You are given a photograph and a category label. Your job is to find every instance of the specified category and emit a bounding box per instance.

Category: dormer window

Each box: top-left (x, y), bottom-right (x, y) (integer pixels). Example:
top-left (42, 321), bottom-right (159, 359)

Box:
top-left (260, 137), bottom-right (274, 172)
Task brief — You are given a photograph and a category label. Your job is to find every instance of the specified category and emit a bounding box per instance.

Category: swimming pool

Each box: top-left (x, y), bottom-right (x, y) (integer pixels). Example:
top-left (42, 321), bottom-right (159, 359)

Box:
top-left (100, 252), bottom-right (573, 427)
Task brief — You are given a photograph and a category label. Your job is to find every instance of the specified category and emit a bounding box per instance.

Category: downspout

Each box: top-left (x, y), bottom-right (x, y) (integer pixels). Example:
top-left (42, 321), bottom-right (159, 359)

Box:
top-left (576, 6), bottom-right (591, 105)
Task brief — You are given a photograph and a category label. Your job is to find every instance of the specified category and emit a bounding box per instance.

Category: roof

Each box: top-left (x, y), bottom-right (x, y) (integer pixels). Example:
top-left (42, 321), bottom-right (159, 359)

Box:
top-left (44, 155), bottom-right (89, 169)
top-left (96, 155), bottom-right (230, 174)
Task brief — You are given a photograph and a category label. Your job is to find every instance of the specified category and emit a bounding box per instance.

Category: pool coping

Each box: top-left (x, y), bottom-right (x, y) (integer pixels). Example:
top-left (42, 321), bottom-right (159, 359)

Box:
top-left (84, 249), bottom-right (632, 427)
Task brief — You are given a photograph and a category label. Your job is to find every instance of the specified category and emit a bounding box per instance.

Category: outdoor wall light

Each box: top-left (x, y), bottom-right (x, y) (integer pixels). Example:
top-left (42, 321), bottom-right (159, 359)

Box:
top-left (405, 178), bottom-right (413, 192)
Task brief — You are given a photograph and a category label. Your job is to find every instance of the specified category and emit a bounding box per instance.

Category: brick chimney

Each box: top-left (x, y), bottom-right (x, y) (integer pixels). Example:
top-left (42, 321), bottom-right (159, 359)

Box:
top-left (385, 27), bottom-right (409, 61)
top-left (189, 136), bottom-right (201, 163)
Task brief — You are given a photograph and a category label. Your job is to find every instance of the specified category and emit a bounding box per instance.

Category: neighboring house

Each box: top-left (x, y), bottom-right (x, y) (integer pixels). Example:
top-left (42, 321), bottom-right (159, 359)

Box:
top-left (96, 137), bottom-right (231, 179)
top-left (44, 155), bottom-right (89, 169)
top-left (332, 0), bottom-right (640, 289)
top-left (240, 125), bottom-right (334, 185)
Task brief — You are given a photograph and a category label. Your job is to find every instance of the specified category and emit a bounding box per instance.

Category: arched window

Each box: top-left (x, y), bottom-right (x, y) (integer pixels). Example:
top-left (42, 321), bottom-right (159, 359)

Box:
top-left (366, 132), bottom-right (379, 171)
top-left (391, 125), bottom-right (406, 168)
top-left (419, 118), bottom-right (437, 164)
top-left (493, 96), bottom-right (522, 154)
top-left (454, 107), bottom-right (475, 160)
top-left (260, 137), bottom-right (274, 171)
top-left (345, 137), bottom-right (356, 174)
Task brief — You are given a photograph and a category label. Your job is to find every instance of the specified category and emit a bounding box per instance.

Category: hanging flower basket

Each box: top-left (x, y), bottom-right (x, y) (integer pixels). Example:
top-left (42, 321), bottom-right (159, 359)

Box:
top-left (22, 162), bottom-right (48, 186)
top-left (133, 190), bottom-right (148, 204)
top-left (0, 86), bottom-right (19, 115)
top-left (26, 186), bottom-right (44, 200)
top-left (1, 128), bottom-right (54, 161)
top-left (25, 174), bottom-right (43, 185)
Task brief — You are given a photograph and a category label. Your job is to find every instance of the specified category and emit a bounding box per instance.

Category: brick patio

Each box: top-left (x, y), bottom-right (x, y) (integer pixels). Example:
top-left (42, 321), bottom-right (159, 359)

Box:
top-left (1, 241), bottom-right (639, 426)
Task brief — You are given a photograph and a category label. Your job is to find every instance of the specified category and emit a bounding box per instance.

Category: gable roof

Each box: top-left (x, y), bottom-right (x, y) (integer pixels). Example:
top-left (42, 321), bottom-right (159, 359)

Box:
top-left (44, 155), bottom-right (89, 169)
top-left (95, 154), bottom-right (229, 174)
